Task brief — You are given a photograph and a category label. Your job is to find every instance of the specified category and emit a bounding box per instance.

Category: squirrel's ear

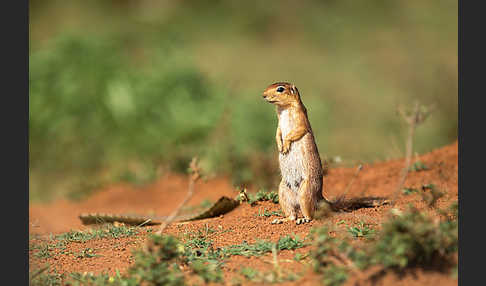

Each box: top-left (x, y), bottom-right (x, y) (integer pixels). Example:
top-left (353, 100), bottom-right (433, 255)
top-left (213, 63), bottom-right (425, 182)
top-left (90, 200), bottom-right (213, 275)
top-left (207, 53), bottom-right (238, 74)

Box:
top-left (290, 84), bottom-right (299, 96)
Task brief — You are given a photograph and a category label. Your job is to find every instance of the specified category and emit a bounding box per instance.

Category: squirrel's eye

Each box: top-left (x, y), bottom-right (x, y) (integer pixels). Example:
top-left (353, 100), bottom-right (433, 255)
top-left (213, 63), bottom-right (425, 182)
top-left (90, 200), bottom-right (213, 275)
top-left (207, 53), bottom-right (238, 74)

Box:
top-left (276, 86), bottom-right (285, 93)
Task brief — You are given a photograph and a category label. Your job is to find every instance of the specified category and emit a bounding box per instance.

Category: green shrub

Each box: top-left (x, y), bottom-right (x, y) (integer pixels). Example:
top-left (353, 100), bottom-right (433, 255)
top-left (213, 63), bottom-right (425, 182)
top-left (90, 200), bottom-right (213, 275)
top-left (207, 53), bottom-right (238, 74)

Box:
top-left (29, 34), bottom-right (229, 200)
top-left (370, 206), bottom-right (457, 269)
top-left (310, 203), bottom-right (458, 285)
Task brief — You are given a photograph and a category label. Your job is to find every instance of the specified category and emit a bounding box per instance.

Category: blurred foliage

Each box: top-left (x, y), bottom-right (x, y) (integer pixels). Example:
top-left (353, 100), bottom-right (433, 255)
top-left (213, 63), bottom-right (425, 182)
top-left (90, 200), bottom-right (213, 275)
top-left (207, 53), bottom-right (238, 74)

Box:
top-left (29, 0), bottom-right (457, 201)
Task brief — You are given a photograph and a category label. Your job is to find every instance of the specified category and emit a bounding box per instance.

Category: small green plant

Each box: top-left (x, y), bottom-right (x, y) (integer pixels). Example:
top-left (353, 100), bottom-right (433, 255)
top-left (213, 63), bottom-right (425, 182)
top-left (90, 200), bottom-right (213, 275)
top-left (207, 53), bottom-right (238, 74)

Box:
top-left (255, 208), bottom-right (283, 217)
top-left (336, 220), bottom-right (346, 226)
top-left (277, 235), bottom-right (305, 250)
top-left (248, 189), bottom-right (279, 205)
top-left (402, 187), bottom-right (419, 195)
top-left (347, 222), bottom-right (375, 239)
top-left (224, 235), bottom-right (305, 257)
top-left (74, 248), bottom-right (99, 259)
top-left (30, 238), bottom-right (68, 259)
top-left (182, 226), bottom-right (225, 266)
top-left (409, 161), bottom-right (429, 172)
top-left (33, 243), bottom-right (53, 259)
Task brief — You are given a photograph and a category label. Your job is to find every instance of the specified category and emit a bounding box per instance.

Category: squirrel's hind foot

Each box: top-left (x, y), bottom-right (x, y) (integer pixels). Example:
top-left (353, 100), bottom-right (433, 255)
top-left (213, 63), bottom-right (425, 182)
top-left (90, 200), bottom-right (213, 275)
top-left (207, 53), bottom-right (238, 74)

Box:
top-left (271, 217), bottom-right (311, 225)
top-left (271, 218), bottom-right (284, 224)
top-left (271, 217), bottom-right (295, 224)
top-left (296, 218), bottom-right (311, 225)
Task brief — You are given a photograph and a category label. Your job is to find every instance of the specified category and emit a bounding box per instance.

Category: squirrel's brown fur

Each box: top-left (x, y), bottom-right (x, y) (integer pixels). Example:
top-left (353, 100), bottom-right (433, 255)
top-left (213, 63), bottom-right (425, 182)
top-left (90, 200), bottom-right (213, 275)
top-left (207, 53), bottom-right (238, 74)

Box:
top-left (263, 82), bottom-right (387, 224)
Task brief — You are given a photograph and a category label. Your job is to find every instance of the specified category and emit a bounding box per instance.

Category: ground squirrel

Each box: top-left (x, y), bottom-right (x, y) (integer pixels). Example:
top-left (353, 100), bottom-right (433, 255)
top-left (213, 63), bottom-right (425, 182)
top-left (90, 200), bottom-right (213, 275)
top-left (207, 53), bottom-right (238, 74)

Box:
top-left (263, 82), bottom-right (325, 225)
top-left (263, 82), bottom-right (388, 225)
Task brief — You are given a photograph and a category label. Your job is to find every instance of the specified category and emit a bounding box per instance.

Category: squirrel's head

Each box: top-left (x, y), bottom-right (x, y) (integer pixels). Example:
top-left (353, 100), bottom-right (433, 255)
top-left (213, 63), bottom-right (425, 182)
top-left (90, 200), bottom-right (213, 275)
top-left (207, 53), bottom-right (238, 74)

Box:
top-left (262, 82), bottom-right (300, 106)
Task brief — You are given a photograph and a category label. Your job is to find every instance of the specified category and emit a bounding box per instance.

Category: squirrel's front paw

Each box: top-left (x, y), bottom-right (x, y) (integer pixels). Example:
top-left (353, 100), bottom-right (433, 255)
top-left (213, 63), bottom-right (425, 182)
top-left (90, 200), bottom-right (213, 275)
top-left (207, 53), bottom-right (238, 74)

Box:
top-left (281, 141), bottom-right (291, 154)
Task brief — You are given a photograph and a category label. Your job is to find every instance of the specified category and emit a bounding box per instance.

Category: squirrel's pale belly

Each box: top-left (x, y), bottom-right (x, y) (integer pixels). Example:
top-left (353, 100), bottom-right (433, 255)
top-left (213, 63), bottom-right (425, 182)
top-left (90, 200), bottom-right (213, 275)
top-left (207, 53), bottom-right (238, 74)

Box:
top-left (279, 139), bottom-right (305, 194)
top-left (278, 108), bottom-right (305, 194)
top-left (278, 108), bottom-right (323, 203)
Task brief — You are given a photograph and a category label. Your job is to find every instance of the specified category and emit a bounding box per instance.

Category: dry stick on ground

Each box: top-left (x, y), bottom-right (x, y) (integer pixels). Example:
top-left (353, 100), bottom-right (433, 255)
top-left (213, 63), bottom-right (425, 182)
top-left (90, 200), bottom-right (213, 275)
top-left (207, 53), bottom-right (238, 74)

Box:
top-left (155, 157), bottom-right (202, 235)
top-left (390, 101), bottom-right (433, 205)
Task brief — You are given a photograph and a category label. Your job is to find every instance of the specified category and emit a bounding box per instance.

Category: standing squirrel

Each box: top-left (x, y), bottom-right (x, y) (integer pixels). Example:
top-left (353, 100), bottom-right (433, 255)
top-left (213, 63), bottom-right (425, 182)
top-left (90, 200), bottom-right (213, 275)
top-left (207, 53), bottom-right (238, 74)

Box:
top-left (263, 82), bottom-right (387, 225)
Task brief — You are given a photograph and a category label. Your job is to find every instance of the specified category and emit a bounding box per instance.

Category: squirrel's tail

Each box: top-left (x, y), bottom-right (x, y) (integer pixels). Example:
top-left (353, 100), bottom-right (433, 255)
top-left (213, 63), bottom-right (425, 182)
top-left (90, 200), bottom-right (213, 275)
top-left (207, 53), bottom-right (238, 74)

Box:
top-left (323, 195), bottom-right (390, 212)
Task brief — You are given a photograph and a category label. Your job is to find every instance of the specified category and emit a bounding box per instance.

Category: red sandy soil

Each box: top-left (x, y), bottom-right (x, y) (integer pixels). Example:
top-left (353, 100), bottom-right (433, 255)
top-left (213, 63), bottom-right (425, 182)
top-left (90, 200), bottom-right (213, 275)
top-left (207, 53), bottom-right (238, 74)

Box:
top-left (29, 141), bottom-right (458, 285)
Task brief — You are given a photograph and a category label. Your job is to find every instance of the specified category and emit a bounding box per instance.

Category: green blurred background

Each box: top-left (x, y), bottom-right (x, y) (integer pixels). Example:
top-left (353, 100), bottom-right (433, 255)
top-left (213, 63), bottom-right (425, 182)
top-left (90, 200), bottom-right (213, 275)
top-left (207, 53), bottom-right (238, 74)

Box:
top-left (29, 0), bottom-right (458, 202)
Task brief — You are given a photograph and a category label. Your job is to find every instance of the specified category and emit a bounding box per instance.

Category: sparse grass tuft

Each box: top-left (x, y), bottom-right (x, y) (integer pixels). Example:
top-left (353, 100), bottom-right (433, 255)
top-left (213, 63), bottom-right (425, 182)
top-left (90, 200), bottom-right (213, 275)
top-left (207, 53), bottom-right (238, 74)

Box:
top-left (55, 225), bottom-right (139, 243)
top-left (33, 243), bottom-right (53, 259)
top-left (225, 234), bottom-right (305, 257)
top-left (277, 235), bottom-right (306, 251)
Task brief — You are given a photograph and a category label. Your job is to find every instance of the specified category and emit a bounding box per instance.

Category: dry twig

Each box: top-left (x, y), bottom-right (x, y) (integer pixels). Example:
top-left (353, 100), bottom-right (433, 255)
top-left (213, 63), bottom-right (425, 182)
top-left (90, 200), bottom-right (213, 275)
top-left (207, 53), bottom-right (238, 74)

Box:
top-left (155, 157), bottom-right (201, 235)
top-left (391, 101), bottom-right (433, 205)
